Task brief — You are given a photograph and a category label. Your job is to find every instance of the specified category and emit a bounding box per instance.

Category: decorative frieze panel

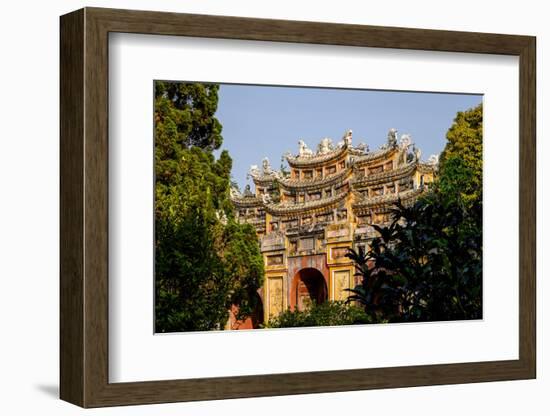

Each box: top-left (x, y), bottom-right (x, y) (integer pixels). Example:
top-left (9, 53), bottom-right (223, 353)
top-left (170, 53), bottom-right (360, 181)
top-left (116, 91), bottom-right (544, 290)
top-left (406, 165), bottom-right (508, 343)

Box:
top-left (368, 165), bottom-right (384, 175)
top-left (289, 240), bottom-right (298, 255)
top-left (266, 254), bottom-right (284, 266)
top-left (333, 270), bottom-right (352, 301)
top-left (355, 225), bottom-right (376, 237)
top-left (267, 277), bottom-right (284, 318)
top-left (373, 212), bottom-right (391, 223)
top-left (261, 230), bottom-right (285, 252)
top-left (282, 219), bottom-right (299, 230)
top-left (299, 237), bottom-right (314, 251)
top-left (326, 225), bottom-right (349, 239)
top-left (357, 215), bottom-right (371, 225)
top-left (331, 247), bottom-right (349, 260)
top-left (336, 209), bottom-right (348, 221)
top-left (372, 187), bottom-right (384, 196)
top-left (317, 212), bottom-right (334, 224)
top-left (398, 178), bottom-right (413, 191)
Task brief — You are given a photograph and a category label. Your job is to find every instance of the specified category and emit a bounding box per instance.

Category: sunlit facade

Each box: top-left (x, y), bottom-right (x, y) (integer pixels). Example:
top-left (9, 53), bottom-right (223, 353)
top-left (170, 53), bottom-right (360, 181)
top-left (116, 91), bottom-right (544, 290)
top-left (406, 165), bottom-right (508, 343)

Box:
top-left (230, 129), bottom-right (438, 326)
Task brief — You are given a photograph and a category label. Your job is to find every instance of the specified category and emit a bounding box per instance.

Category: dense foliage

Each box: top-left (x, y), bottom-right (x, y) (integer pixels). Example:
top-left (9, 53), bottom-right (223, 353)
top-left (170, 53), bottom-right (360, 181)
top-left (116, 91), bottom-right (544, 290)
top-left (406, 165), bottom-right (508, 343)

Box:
top-left (439, 104), bottom-right (483, 206)
top-left (263, 301), bottom-right (372, 328)
top-left (347, 103), bottom-right (483, 323)
top-left (155, 82), bottom-right (264, 332)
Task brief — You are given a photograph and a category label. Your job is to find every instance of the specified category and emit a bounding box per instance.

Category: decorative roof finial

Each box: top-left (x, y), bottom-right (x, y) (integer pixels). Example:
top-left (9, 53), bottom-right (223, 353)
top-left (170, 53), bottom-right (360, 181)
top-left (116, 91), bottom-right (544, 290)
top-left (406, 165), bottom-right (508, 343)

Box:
top-left (248, 164), bottom-right (260, 179)
top-left (298, 140), bottom-right (314, 157)
top-left (427, 154), bottom-right (439, 166)
top-left (412, 145), bottom-right (421, 161)
top-left (262, 157), bottom-right (272, 174)
top-left (343, 129), bottom-right (353, 146)
top-left (229, 186), bottom-right (241, 199)
top-left (317, 138), bottom-right (333, 154)
top-left (387, 128), bottom-right (398, 147)
top-left (399, 133), bottom-right (412, 149)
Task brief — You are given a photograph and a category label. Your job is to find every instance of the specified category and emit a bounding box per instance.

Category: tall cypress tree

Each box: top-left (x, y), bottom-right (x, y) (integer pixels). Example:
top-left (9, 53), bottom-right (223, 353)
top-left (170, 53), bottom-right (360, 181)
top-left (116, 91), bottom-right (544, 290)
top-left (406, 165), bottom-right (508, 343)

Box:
top-left (154, 82), bottom-right (264, 332)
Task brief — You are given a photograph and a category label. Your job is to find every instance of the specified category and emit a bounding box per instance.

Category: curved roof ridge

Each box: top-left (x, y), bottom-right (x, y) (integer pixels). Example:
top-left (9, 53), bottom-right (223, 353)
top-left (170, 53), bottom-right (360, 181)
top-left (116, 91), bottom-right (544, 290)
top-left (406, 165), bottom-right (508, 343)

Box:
top-left (352, 188), bottom-right (422, 208)
top-left (285, 144), bottom-right (349, 167)
top-left (353, 145), bottom-right (397, 164)
top-left (351, 162), bottom-right (416, 186)
top-left (279, 166), bottom-right (351, 189)
top-left (265, 191), bottom-right (348, 215)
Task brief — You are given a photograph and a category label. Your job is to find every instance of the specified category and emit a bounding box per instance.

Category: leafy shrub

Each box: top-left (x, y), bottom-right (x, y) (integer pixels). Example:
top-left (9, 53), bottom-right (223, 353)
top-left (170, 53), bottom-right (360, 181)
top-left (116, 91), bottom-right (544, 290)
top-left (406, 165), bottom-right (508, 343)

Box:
top-left (263, 301), bottom-right (372, 328)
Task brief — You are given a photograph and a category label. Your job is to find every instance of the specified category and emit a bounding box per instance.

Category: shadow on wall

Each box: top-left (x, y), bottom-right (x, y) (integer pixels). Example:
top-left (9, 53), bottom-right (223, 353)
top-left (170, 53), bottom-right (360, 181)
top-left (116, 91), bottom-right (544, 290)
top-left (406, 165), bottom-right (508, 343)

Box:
top-left (34, 384), bottom-right (58, 399)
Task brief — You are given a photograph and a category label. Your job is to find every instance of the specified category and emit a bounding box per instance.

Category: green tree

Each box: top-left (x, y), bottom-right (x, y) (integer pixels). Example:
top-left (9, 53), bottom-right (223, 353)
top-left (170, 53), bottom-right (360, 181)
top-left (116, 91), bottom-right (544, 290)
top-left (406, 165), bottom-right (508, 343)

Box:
top-left (154, 82), bottom-right (264, 332)
top-left (347, 103), bottom-right (483, 323)
top-left (154, 81), bottom-right (223, 153)
top-left (347, 193), bottom-right (482, 323)
top-left (439, 103), bottom-right (483, 205)
top-left (263, 301), bottom-right (371, 328)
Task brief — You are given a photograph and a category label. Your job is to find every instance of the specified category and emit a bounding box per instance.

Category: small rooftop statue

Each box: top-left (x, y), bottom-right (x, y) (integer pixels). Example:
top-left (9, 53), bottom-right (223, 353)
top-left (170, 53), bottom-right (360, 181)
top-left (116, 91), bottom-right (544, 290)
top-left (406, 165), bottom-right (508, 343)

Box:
top-left (262, 157), bottom-right (272, 175)
top-left (413, 145), bottom-right (421, 162)
top-left (298, 140), bottom-right (314, 157)
top-left (427, 154), bottom-right (440, 166)
top-left (317, 138), bottom-right (334, 155)
top-left (397, 134), bottom-right (413, 165)
top-left (229, 186), bottom-right (241, 199)
top-left (356, 142), bottom-right (369, 153)
top-left (248, 164), bottom-right (260, 179)
top-left (243, 184), bottom-right (254, 196)
top-left (343, 129), bottom-right (353, 146)
top-left (399, 133), bottom-right (412, 149)
top-left (387, 128), bottom-right (398, 147)
top-left (336, 129), bottom-right (353, 148)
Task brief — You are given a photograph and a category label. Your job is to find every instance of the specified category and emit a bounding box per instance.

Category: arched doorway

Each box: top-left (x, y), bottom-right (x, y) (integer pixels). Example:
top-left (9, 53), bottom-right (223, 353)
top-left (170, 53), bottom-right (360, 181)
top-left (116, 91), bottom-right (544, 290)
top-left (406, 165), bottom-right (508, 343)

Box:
top-left (291, 268), bottom-right (328, 311)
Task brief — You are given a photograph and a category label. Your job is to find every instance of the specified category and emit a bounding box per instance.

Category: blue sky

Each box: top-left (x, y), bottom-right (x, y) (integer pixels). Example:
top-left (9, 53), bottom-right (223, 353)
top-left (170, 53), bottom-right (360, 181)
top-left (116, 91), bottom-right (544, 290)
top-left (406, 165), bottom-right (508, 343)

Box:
top-left (215, 84), bottom-right (482, 191)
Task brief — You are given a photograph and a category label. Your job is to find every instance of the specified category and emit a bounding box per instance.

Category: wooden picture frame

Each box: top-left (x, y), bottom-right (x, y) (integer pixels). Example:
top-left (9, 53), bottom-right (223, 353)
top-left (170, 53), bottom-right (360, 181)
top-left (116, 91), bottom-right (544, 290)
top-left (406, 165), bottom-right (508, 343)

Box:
top-left (60, 7), bottom-right (536, 408)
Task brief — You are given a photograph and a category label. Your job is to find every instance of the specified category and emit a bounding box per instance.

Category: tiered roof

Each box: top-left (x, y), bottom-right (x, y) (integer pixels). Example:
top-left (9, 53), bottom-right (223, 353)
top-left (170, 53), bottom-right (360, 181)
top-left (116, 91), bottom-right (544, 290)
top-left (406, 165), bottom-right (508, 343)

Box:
top-left (352, 163), bottom-right (416, 187)
top-left (284, 131), bottom-right (367, 168)
top-left (264, 191), bottom-right (348, 215)
top-left (247, 158), bottom-right (279, 186)
top-left (279, 167), bottom-right (352, 191)
top-left (285, 143), bottom-right (348, 168)
top-left (353, 146), bottom-right (398, 166)
top-left (230, 186), bottom-right (262, 208)
top-left (230, 128), bottom-right (438, 222)
top-left (353, 188), bottom-right (423, 211)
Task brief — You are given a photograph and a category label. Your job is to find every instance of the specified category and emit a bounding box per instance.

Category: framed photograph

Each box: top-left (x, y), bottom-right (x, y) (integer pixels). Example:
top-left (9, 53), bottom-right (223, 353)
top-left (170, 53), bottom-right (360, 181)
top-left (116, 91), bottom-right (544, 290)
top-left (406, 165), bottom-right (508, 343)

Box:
top-left (60, 7), bottom-right (536, 408)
